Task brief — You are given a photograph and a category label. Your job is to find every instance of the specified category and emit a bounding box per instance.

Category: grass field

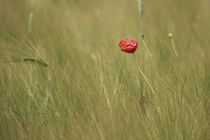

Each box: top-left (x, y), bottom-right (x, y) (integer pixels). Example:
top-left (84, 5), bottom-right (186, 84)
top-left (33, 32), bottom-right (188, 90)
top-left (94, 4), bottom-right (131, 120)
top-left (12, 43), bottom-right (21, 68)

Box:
top-left (0, 0), bottom-right (209, 139)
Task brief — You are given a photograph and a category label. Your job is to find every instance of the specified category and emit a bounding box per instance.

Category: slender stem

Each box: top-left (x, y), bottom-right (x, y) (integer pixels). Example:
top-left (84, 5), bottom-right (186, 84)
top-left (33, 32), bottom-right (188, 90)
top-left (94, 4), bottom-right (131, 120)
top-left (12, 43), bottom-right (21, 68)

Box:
top-left (133, 53), bottom-right (156, 96)
top-left (28, 12), bottom-right (34, 37)
top-left (142, 39), bottom-right (152, 57)
top-left (97, 58), bottom-right (112, 115)
top-left (180, 75), bottom-right (187, 109)
top-left (171, 39), bottom-right (178, 57)
top-left (137, 0), bottom-right (144, 33)
top-left (100, 75), bottom-right (112, 115)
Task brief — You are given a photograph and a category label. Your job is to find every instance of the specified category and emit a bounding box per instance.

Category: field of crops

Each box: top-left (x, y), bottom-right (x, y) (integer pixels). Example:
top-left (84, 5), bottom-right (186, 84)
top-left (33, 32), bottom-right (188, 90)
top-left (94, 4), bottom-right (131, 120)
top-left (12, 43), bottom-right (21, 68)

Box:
top-left (0, 0), bottom-right (209, 139)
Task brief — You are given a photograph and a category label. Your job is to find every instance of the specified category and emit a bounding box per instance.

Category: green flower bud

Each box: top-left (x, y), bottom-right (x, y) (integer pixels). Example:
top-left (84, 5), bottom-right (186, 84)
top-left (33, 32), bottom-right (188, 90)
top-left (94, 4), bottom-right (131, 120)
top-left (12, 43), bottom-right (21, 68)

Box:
top-left (141, 33), bottom-right (144, 39)
top-left (168, 33), bottom-right (173, 38)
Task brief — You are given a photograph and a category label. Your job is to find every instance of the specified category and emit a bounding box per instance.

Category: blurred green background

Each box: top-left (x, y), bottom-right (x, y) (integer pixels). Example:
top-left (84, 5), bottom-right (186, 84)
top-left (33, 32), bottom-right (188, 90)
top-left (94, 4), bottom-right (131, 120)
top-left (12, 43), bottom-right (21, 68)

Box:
top-left (0, 0), bottom-right (209, 139)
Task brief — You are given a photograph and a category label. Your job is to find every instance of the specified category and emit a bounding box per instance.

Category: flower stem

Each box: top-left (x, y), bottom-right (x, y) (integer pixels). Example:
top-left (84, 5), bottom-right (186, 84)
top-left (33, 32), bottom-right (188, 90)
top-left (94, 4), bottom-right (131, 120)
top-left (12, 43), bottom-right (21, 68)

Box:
top-left (170, 38), bottom-right (178, 57)
top-left (133, 53), bottom-right (156, 96)
top-left (142, 39), bottom-right (152, 57)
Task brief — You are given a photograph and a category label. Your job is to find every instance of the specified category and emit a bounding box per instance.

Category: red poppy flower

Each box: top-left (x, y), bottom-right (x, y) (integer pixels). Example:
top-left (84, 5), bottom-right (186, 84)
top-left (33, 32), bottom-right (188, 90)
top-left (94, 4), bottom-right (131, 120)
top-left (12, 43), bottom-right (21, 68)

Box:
top-left (119, 38), bottom-right (138, 53)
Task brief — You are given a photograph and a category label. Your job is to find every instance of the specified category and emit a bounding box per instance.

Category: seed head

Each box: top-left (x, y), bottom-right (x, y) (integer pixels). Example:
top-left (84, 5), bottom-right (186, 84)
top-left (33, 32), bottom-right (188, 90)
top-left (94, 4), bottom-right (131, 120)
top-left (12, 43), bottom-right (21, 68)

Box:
top-left (141, 33), bottom-right (144, 39)
top-left (168, 33), bottom-right (173, 39)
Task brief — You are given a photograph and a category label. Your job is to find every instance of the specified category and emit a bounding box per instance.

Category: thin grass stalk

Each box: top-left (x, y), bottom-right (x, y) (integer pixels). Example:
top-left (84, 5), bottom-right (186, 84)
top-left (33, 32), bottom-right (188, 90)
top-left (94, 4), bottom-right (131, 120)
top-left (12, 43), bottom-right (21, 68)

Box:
top-left (141, 34), bottom-right (152, 57)
top-left (168, 33), bottom-right (178, 56)
top-left (142, 39), bottom-right (152, 57)
top-left (28, 12), bottom-right (34, 36)
top-left (23, 57), bottom-right (48, 67)
top-left (171, 39), bottom-right (178, 56)
top-left (133, 53), bottom-right (156, 96)
top-left (137, 0), bottom-right (144, 33)
top-left (96, 55), bottom-right (112, 115)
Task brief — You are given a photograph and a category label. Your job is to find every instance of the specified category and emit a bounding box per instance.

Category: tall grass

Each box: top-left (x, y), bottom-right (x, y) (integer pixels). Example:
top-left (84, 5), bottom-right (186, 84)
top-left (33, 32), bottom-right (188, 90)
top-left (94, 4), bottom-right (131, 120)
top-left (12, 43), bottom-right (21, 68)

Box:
top-left (0, 0), bottom-right (209, 139)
